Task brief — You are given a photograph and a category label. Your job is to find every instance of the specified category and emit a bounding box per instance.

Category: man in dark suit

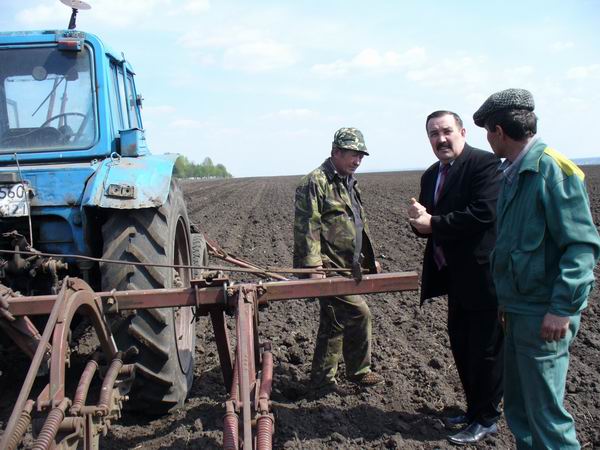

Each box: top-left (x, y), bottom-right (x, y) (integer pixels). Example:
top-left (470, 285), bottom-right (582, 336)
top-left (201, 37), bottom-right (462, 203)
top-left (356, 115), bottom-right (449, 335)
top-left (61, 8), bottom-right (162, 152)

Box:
top-left (408, 110), bottom-right (504, 445)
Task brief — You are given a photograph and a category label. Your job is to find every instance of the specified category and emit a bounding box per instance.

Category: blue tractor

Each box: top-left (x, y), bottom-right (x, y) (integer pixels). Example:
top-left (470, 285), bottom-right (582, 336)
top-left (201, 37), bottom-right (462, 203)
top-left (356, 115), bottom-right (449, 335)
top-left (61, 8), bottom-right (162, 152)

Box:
top-left (0, 2), bottom-right (205, 414)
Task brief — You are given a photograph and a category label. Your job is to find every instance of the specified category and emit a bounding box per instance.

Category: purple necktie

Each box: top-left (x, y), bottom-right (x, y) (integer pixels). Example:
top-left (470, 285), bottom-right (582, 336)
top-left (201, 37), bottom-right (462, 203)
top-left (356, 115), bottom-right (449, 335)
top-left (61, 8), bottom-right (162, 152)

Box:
top-left (433, 164), bottom-right (449, 269)
top-left (434, 163), bottom-right (449, 205)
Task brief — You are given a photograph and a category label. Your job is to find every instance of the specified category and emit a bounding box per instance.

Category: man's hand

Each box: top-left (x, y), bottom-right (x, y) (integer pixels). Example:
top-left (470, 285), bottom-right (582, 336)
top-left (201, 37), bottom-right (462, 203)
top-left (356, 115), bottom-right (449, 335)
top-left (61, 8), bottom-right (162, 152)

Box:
top-left (408, 198), bottom-right (432, 234)
top-left (407, 197), bottom-right (426, 219)
top-left (540, 312), bottom-right (570, 341)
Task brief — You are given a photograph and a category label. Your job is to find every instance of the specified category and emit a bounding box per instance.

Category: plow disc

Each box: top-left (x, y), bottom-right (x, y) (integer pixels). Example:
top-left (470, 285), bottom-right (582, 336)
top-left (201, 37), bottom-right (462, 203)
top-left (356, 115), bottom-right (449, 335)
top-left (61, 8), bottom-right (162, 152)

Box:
top-left (1, 272), bottom-right (418, 449)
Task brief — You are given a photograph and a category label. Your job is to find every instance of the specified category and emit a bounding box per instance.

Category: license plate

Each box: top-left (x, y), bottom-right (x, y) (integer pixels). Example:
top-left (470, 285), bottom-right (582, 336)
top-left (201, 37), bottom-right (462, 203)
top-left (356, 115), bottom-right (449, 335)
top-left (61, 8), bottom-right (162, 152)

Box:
top-left (0, 183), bottom-right (29, 217)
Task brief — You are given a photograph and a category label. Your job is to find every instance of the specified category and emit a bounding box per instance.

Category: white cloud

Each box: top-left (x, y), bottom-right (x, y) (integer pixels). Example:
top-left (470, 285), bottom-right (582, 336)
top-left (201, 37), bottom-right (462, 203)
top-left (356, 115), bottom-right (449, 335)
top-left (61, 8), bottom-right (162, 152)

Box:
top-left (178, 26), bottom-right (296, 72)
top-left (566, 64), bottom-right (600, 79)
top-left (500, 65), bottom-right (535, 85)
top-left (277, 87), bottom-right (322, 101)
top-left (167, 71), bottom-right (200, 88)
top-left (16, 0), bottom-right (210, 29)
top-left (261, 109), bottom-right (319, 120)
top-left (311, 47), bottom-right (426, 77)
top-left (405, 55), bottom-right (487, 88)
top-left (172, 0), bottom-right (210, 15)
top-left (143, 105), bottom-right (177, 115)
top-left (16, 4), bottom-right (64, 28)
top-left (178, 27), bottom-right (263, 50)
top-left (170, 118), bottom-right (207, 129)
top-left (551, 41), bottom-right (574, 52)
top-left (222, 41), bottom-right (296, 72)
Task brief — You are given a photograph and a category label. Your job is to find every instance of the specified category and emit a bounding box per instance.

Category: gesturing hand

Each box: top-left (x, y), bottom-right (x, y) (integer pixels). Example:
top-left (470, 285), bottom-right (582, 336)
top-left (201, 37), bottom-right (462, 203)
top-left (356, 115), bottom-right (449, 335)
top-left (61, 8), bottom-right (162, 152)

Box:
top-left (407, 197), bottom-right (426, 219)
top-left (408, 198), bottom-right (432, 234)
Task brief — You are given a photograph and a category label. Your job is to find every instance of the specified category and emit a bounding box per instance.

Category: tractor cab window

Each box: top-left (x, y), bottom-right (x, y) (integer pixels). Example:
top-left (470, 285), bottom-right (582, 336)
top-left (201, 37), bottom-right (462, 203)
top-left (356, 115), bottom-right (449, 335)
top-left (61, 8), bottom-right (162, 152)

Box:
top-left (113, 65), bottom-right (141, 130)
top-left (126, 74), bottom-right (140, 129)
top-left (0, 45), bottom-right (97, 153)
top-left (108, 61), bottom-right (124, 133)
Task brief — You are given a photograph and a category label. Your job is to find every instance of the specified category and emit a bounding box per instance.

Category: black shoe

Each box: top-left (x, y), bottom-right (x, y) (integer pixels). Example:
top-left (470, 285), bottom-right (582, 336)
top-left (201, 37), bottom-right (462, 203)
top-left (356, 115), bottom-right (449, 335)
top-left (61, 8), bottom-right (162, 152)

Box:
top-left (448, 422), bottom-right (497, 445)
top-left (443, 414), bottom-right (469, 429)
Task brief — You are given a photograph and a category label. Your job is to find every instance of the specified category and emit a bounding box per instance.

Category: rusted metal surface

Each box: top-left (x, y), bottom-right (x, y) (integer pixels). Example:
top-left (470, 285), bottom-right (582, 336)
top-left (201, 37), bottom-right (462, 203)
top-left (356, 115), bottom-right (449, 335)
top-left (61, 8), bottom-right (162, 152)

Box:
top-left (5, 272), bottom-right (419, 317)
top-left (70, 354), bottom-right (99, 415)
top-left (211, 310), bottom-right (234, 392)
top-left (1, 271), bottom-right (419, 449)
top-left (0, 278), bottom-right (131, 450)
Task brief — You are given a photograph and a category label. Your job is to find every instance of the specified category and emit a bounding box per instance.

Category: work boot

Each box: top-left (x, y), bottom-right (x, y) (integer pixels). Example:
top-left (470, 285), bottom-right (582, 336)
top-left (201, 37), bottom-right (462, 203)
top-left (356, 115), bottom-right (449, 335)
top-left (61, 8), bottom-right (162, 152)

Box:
top-left (349, 371), bottom-right (384, 386)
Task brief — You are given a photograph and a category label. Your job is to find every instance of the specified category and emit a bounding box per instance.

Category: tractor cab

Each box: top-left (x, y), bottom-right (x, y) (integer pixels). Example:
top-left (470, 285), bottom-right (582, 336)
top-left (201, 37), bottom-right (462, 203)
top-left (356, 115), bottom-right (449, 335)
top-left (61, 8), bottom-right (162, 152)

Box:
top-left (0, 29), bottom-right (145, 165)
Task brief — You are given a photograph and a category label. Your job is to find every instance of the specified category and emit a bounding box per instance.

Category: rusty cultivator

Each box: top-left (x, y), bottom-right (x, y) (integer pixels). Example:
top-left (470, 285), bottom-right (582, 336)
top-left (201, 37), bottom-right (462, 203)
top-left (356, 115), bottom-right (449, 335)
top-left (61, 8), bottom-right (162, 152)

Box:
top-left (0, 241), bottom-right (418, 449)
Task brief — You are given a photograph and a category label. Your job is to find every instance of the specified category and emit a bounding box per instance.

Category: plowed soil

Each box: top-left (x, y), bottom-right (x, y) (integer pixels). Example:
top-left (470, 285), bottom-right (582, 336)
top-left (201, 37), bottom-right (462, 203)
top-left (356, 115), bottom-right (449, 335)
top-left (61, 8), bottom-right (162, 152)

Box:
top-left (2, 167), bottom-right (599, 449)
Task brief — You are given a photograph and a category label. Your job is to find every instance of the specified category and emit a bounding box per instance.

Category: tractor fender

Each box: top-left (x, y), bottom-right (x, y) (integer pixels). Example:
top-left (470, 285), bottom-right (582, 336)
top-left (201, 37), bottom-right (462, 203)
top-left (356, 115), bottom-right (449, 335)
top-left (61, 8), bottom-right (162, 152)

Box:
top-left (82, 153), bottom-right (178, 209)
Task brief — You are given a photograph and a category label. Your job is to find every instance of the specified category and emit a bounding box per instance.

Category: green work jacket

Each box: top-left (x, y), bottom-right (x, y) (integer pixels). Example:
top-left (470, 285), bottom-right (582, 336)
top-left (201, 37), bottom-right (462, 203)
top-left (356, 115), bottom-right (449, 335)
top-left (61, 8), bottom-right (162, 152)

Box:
top-left (293, 158), bottom-right (376, 273)
top-left (492, 139), bottom-right (600, 316)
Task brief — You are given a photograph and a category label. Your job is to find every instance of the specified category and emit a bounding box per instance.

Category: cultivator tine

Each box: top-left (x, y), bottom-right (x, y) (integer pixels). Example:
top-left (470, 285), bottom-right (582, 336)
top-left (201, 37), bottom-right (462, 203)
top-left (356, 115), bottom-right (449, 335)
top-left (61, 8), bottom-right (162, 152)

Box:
top-left (256, 345), bottom-right (274, 450)
top-left (5, 400), bottom-right (34, 450)
top-left (223, 358), bottom-right (240, 450)
top-left (32, 398), bottom-right (70, 450)
top-left (1, 281), bottom-right (72, 449)
top-left (70, 354), bottom-right (100, 415)
top-left (221, 285), bottom-right (276, 449)
top-left (0, 278), bottom-right (137, 449)
top-left (236, 287), bottom-right (257, 448)
top-left (97, 352), bottom-right (125, 415)
top-left (210, 310), bottom-right (234, 392)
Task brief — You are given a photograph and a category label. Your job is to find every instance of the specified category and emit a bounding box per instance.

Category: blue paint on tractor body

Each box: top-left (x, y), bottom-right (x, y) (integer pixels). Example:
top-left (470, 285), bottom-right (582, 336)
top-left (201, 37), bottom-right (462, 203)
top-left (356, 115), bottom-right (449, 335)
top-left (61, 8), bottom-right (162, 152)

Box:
top-left (0, 30), bottom-right (178, 259)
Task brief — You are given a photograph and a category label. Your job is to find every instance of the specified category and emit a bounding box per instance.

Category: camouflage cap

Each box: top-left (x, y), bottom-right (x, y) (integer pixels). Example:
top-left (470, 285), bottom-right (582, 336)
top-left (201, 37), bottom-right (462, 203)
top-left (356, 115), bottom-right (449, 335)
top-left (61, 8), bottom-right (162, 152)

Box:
top-left (473, 88), bottom-right (535, 127)
top-left (332, 127), bottom-right (369, 155)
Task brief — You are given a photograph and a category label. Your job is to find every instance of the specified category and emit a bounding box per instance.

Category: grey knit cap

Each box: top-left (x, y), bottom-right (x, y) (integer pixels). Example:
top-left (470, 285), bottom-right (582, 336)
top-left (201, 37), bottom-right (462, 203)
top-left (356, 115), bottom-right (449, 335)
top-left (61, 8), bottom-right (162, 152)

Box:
top-left (473, 88), bottom-right (535, 127)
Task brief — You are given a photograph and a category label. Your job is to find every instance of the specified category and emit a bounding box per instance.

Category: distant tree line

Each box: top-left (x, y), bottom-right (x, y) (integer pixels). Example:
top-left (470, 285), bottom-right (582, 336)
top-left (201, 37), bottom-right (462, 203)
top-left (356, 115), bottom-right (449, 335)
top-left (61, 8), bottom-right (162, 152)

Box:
top-left (174, 155), bottom-right (232, 179)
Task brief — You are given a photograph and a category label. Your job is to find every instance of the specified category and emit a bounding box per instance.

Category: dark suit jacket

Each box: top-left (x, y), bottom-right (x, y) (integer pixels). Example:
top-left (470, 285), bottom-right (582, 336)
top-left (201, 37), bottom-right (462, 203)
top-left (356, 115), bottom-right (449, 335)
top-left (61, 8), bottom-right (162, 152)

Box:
top-left (414, 144), bottom-right (501, 310)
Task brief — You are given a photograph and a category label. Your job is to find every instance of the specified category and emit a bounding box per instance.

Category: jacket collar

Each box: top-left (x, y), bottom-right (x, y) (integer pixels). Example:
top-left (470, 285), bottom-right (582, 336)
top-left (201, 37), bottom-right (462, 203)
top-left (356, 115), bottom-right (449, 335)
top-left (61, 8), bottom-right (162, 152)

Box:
top-left (516, 137), bottom-right (546, 175)
top-left (321, 158), bottom-right (357, 211)
top-left (497, 138), bottom-right (547, 221)
top-left (321, 157), bottom-right (356, 187)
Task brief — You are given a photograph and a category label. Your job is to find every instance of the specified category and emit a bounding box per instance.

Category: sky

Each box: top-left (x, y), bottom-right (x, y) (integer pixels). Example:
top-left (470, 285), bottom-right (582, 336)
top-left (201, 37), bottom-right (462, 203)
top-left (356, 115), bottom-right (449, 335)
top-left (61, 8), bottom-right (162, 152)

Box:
top-left (2, 0), bottom-right (599, 177)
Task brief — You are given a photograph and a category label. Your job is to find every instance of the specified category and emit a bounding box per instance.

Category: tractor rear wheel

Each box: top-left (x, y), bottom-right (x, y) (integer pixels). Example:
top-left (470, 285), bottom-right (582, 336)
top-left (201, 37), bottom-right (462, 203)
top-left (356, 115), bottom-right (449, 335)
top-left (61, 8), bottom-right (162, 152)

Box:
top-left (100, 182), bottom-right (195, 413)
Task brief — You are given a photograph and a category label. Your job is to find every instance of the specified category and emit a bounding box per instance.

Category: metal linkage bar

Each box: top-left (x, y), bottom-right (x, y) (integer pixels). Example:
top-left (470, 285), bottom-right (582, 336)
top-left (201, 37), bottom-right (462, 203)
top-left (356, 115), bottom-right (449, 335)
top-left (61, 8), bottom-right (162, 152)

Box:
top-left (235, 287), bottom-right (257, 448)
top-left (205, 238), bottom-right (289, 281)
top-left (5, 272), bottom-right (419, 317)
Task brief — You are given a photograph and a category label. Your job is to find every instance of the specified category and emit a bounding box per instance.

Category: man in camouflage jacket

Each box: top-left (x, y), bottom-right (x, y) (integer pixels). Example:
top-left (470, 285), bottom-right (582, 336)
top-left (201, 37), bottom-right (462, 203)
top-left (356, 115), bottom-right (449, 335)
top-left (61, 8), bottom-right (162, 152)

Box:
top-left (293, 127), bottom-right (383, 392)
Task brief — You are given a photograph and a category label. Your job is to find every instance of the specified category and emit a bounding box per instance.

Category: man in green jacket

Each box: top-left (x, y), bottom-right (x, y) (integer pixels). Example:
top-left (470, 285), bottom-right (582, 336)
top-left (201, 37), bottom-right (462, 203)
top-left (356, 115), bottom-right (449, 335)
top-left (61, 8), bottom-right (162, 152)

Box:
top-left (474, 88), bottom-right (600, 449)
top-left (293, 127), bottom-right (383, 394)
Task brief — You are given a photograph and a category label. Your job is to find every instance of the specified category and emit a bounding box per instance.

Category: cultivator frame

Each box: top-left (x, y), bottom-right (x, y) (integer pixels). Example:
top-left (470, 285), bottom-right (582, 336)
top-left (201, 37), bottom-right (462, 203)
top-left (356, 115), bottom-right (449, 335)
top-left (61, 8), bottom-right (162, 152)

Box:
top-left (1, 269), bottom-right (418, 449)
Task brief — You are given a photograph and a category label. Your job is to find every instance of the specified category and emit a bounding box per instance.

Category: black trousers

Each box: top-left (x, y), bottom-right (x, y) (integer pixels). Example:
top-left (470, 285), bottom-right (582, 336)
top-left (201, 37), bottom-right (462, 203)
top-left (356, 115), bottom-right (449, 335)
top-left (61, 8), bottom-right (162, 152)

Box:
top-left (447, 300), bottom-right (504, 426)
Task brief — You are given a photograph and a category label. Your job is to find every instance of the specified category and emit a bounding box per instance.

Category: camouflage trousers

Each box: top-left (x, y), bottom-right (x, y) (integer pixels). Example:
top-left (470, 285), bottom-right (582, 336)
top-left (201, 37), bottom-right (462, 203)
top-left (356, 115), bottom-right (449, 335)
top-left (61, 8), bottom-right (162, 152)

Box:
top-left (310, 295), bottom-right (372, 388)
